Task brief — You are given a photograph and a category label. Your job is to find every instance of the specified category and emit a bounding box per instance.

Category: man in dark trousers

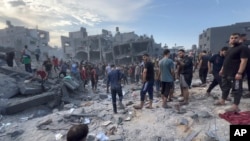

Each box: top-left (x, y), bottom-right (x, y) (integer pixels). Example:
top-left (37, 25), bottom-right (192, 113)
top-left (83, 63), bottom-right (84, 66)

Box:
top-left (176, 49), bottom-right (193, 105)
top-left (107, 64), bottom-right (124, 114)
top-left (215, 33), bottom-right (249, 112)
top-left (134, 53), bottom-right (155, 109)
top-left (198, 50), bottom-right (209, 86)
top-left (206, 47), bottom-right (228, 96)
top-left (239, 34), bottom-right (250, 98)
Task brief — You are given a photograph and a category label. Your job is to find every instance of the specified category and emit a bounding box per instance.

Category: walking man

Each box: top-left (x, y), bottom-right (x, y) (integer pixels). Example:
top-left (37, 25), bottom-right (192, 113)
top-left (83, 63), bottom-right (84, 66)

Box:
top-left (134, 53), bottom-right (154, 109)
top-left (35, 46), bottom-right (41, 62)
top-left (215, 33), bottom-right (249, 112)
top-left (206, 47), bottom-right (228, 96)
top-left (107, 64), bottom-right (124, 114)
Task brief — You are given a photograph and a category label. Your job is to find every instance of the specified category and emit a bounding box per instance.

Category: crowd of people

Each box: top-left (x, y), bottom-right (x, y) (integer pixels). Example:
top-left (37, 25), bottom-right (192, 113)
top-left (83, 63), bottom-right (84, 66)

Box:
top-left (2, 32), bottom-right (250, 140)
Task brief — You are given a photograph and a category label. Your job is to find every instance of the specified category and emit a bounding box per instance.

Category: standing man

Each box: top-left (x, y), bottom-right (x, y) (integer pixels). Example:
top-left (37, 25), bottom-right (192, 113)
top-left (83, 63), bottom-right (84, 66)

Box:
top-left (206, 47), bottom-right (228, 96)
top-left (106, 64), bottom-right (111, 93)
top-left (198, 50), bottom-right (209, 86)
top-left (176, 49), bottom-right (193, 105)
top-left (239, 34), bottom-right (250, 98)
top-left (134, 53), bottom-right (155, 109)
top-left (215, 33), bottom-right (249, 112)
top-left (158, 49), bottom-right (175, 108)
top-left (107, 64), bottom-right (124, 114)
top-left (134, 63), bottom-right (141, 84)
top-left (6, 49), bottom-right (15, 67)
top-left (52, 56), bottom-right (59, 73)
top-left (35, 46), bottom-right (41, 62)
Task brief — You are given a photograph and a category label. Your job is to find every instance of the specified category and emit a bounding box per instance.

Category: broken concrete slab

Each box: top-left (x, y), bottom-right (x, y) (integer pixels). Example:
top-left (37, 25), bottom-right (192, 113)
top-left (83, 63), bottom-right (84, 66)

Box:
top-left (0, 73), bottom-right (19, 99)
top-left (4, 92), bottom-right (55, 115)
top-left (63, 78), bottom-right (80, 91)
top-left (19, 82), bottom-right (43, 95)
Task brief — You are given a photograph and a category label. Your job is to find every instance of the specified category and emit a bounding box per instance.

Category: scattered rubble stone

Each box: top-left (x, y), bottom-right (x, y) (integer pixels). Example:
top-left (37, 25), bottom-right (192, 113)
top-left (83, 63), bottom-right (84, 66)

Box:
top-left (0, 73), bottom-right (19, 98)
top-left (179, 118), bottom-right (189, 125)
top-left (197, 111), bottom-right (212, 118)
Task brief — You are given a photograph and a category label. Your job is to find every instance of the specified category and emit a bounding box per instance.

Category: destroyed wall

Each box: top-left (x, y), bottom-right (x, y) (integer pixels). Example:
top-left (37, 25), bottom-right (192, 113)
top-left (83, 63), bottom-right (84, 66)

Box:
top-left (62, 27), bottom-right (164, 63)
top-left (0, 23), bottom-right (50, 61)
top-left (61, 36), bottom-right (73, 59)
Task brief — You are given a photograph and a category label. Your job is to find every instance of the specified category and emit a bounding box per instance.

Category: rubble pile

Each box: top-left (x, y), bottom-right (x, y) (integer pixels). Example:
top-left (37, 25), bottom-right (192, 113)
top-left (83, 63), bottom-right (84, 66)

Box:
top-left (0, 65), bottom-right (250, 141)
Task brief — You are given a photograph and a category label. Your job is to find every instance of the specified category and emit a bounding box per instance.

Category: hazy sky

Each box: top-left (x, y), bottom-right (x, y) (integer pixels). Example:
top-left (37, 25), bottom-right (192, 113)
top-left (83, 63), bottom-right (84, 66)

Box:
top-left (0, 0), bottom-right (250, 49)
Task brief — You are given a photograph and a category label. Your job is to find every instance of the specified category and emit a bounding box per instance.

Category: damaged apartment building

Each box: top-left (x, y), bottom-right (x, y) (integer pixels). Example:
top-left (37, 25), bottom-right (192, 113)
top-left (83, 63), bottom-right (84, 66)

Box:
top-left (0, 21), bottom-right (51, 60)
top-left (61, 27), bottom-right (163, 64)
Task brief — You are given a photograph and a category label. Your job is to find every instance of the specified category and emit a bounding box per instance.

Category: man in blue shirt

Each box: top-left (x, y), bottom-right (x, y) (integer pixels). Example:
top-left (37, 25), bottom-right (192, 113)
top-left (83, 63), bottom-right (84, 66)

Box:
top-left (107, 64), bottom-right (124, 114)
top-left (158, 49), bottom-right (175, 108)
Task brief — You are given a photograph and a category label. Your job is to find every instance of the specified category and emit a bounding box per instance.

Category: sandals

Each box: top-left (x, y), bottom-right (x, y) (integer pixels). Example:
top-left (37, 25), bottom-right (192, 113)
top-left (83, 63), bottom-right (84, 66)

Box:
top-left (214, 101), bottom-right (226, 106)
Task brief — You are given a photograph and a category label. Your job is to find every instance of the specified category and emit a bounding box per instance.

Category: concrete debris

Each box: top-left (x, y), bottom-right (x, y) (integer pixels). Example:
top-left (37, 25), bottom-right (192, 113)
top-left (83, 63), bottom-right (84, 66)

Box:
top-left (5, 92), bottom-right (56, 115)
top-left (0, 73), bottom-right (19, 99)
top-left (179, 118), bottom-right (189, 125)
top-left (36, 119), bottom-right (53, 129)
top-left (184, 130), bottom-right (201, 141)
top-left (1, 61), bottom-right (250, 141)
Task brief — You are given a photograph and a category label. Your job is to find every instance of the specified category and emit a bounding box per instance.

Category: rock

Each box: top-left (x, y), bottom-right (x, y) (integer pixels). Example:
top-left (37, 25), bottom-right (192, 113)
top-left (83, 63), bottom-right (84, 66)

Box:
top-left (198, 111), bottom-right (211, 118)
top-left (191, 80), bottom-right (202, 87)
top-left (179, 118), bottom-right (189, 125)
top-left (0, 73), bottom-right (19, 98)
top-left (63, 78), bottom-right (79, 91)
top-left (36, 119), bottom-right (53, 129)
top-left (7, 129), bottom-right (24, 139)
top-left (126, 101), bottom-right (134, 106)
top-left (86, 134), bottom-right (96, 141)
top-left (5, 92), bottom-right (56, 115)
top-left (19, 82), bottom-right (44, 95)
top-left (109, 135), bottom-right (123, 141)
top-left (64, 104), bottom-right (75, 110)
top-left (177, 97), bottom-right (184, 102)
top-left (99, 94), bottom-right (108, 100)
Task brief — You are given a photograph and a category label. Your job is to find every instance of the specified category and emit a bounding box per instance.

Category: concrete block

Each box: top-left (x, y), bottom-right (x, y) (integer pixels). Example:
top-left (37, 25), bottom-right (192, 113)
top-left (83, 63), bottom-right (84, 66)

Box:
top-left (19, 83), bottom-right (43, 95)
top-left (5, 92), bottom-right (55, 115)
top-left (108, 135), bottom-right (123, 141)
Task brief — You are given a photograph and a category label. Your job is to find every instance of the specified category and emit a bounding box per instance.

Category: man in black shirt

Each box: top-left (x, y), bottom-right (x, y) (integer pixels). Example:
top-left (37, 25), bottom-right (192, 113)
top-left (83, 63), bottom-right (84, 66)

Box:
top-left (215, 33), bottom-right (249, 112)
top-left (176, 49), bottom-right (193, 105)
top-left (134, 53), bottom-right (155, 109)
top-left (206, 47), bottom-right (228, 96)
top-left (198, 50), bottom-right (209, 85)
top-left (239, 34), bottom-right (250, 97)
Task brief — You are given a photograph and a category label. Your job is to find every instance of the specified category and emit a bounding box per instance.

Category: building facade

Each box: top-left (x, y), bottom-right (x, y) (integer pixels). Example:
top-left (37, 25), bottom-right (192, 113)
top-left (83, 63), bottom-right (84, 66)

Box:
top-left (0, 21), bottom-right (50, 60)
top-left (61, 27), bottom-right (163, 64)
top-left (199, 22), bottom-right (250, 54)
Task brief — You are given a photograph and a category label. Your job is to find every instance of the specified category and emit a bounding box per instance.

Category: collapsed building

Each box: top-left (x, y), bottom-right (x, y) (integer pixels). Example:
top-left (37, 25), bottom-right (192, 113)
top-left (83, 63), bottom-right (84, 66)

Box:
top-left (61, 27), bottom-right (163, 64)
top-left (0, 21), bottom-right (51, 60)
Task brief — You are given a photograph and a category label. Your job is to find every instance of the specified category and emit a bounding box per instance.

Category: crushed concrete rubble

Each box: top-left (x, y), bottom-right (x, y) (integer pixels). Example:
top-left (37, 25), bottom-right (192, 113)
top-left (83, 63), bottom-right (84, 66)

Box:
top-left (1, 65), bottom-right (250, 141)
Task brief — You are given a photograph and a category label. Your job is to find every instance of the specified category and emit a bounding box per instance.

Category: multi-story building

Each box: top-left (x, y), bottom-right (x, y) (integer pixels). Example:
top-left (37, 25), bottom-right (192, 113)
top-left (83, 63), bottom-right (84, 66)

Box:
top-left (61, 27), bottom-right (113, 63)
top-left (199, 22), bottom-right (250, 54)
top-left (62, 27), bottom-right (163, 64)
top-left (0, 21), bottom-right (50, 59)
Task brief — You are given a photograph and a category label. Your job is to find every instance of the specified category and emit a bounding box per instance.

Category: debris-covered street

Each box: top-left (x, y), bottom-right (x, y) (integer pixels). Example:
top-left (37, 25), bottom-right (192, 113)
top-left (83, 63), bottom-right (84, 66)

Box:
top-left (1, 64), bottom-right (250, 141)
